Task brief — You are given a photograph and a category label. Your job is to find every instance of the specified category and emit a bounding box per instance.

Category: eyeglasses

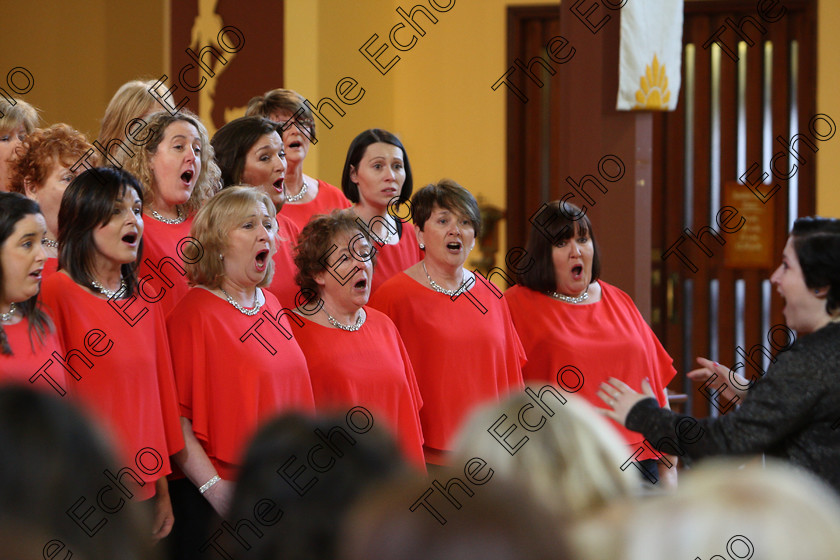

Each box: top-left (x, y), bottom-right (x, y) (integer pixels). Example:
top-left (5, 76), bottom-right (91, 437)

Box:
top-left (278, 116), bottom-right (315, 135)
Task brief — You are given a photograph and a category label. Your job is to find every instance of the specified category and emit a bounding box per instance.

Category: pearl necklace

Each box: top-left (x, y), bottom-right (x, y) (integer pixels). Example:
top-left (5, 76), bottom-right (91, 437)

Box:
top-left (423, 262), bottom-right (468, 297)
top-left (150, 206), bottom-right (186, 224)
top-left (91, 277), bottom-right (127, 299)
top-left (325, 308), bottom-right (365, 331)
top-left (220, 287), bottom-right (262, 316)
top-left (0, 302), bottom-right (16, 322)
top-left (285, 178), bottom-right (308, 203)
top-left (549, 290), bottom-right (589, 304)
top-left (43, 237), bottom-right (58, 249)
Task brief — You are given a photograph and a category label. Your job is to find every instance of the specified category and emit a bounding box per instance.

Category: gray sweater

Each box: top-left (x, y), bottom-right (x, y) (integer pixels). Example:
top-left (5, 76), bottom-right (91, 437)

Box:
top-left (627, 321), bottom-right (840, 493)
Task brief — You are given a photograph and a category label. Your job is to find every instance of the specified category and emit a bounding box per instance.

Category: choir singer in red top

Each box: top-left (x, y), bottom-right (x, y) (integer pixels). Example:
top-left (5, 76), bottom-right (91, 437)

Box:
top-left (503, 200), bottom-right (677, 486)
top-left (291, 209), bottom-right (425, 468)
top-left (40, 167), bottom-right (184, 540)
top-left (369, 179), bottom-right (525, 468)
top-left (122, 110), bottom-right (221, 314)
top-left (341, 129), bottom-right (423, 294)
top-left (167, 186), bottom-right (315, 518)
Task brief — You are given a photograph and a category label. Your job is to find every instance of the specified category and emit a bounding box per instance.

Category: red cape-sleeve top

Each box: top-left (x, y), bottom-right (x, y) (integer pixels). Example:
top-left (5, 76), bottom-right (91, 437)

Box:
top-left (370, 221), bottom-right (423, 295)
top-left (0, 316), bottom-right (68, 395)
top-left (290, 306), bottom-right (425, 468)
top-left (167, 287), bottom-right (315, 480)
top-left (40, 272), bottom-right (184, 499)
top-left (369, 272), bottom-right (525, 464)
top-left (266, 214), bottom-right (302, 309)
top-left (137, 215), bottom-right (194, 316)
top-left (504, 282), bottom-right (676, 460)
top-left (280, 180), bottom-right (351, 230)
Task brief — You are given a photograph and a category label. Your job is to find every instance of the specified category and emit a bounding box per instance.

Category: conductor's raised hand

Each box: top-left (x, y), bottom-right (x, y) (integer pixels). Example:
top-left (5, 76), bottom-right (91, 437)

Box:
top-left (686, 357), bottom-right (749, 403)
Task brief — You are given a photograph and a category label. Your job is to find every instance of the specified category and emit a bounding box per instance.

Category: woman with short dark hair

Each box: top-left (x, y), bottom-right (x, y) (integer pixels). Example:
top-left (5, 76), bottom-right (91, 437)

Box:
top-left (39, 166), bottom-right (183, 540)
top-left (602, 216), bottom-right (840, 494)
top-left (504, 199), bottom-right (677, 485)
top-left (341, 128), bottom-right (422, 293)
top-left (369, 179), bottom-right (524, 468)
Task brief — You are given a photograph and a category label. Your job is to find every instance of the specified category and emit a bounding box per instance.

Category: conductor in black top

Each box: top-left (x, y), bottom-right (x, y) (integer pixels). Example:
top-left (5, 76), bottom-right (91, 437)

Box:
top-left (599, 217), bottom-right (840, 493)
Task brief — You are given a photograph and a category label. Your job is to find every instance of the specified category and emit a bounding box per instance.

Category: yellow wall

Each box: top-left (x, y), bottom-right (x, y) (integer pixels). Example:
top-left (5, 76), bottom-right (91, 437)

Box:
top-left (816, 0), bottom-right (840, 217)
top-left (1, 1), bottom-right (166, 140)
top-left (284, 0), bottom-right (557, 266)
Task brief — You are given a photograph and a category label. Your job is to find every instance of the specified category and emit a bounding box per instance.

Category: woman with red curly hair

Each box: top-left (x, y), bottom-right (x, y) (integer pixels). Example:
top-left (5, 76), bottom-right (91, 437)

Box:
top-left (10, 123), bottom-right (93, 279)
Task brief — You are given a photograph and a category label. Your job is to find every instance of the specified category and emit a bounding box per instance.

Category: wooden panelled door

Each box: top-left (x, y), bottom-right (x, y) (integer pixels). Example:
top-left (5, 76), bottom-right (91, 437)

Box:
top-left (504, 6), bottom-right (562, 254)
top-left (651, 0), bottom-right (817, 417)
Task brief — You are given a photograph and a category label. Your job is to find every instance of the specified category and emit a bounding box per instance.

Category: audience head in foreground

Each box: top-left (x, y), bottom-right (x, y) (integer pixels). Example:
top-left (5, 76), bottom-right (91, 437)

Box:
top-left (340, 473), bottom-right (571, 560)
top-left (0, 385), bottom-right (152, 559)
top-left (229, 412), bottom-right (407, 560)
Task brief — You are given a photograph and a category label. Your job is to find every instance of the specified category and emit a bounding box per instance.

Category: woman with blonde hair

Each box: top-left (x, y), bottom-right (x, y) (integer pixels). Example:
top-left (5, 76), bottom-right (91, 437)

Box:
top-left (619, 459), bottom-right (840, 560)
top-left (0, 97), bottom-right (40, 192)
top-left (96, 79), bottom-right (164, 167)
top-left (122, 109), bottom-right (221, 313)
top-left (166, 186), bottom-right (314, 556)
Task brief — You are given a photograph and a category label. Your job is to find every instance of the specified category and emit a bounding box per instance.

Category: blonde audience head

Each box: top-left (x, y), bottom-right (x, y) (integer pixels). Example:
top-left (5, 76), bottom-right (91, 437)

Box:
top-left (454, 388), bottom-right (637, 519)
top-left (621, 459), bottom-right (840, 560)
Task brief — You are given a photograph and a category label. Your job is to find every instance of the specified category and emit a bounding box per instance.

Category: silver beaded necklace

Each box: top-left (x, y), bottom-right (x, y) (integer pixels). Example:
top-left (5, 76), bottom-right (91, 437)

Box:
top-left (423, 262), bottom-right (468, 297)
top-left (0, 302), bottom-right (16, 322)
top-left (220, 287), bottom-right (262, 316)
top-left (324, 307), bottom-right (365, 332)
top-left (549, 290), bottom-right (589, 304)
top-left (43, 237), bottom-right (58, 249)
top-left (150, 206), bottom-right (186, 224)
top-left (91, 277), bottom-right (127, 299)
top-left (285, 178), bottom-right (309, 203)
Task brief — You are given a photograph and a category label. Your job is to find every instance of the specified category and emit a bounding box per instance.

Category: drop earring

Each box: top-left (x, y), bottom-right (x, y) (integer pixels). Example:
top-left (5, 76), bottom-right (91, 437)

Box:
top-left (419, 243), bottom-right (425, 250)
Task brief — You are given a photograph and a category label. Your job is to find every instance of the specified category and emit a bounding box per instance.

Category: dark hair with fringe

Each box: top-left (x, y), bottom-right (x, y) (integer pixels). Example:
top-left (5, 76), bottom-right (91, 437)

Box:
top-left (0, 192), bottom-right (53, 355)
top-left (517, 200), bottom-right (601, 293)
top-left (57, 167), bottom-right (144, 298)
top-left (211, 116), bottom-right (282, 187)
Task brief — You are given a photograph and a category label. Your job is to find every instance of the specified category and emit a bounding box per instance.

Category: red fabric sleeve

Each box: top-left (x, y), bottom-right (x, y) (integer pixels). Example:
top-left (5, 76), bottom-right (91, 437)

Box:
top-left (0, 316), bottom-right (67, 396)
top-left (167, 288), bottom-right (315, 480)
top-left (266, 214), bottom-right (303, 309)
top-left (504, 283), bottom-right (677, 461)
top-left (369, 221), bottom-right (424, 295)
top-left (370, 273), bottom-right (524, 464)
top-left (40, 272), bottom-right (183, 499)
top-left (137, 216), bottom-right (195, 316)
top-left (291, 307), bottom-right (425, 468)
